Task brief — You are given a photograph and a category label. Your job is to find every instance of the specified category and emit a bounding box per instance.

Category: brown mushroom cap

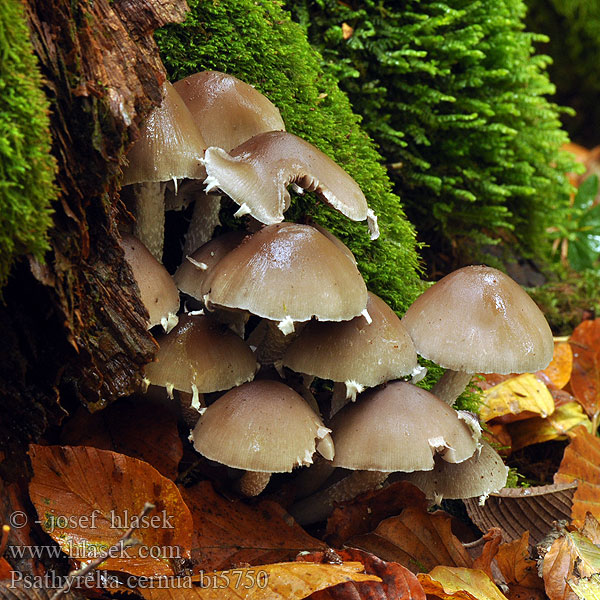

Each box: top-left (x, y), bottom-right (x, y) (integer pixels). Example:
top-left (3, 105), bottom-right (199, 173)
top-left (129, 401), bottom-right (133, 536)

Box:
top-left (122, 82), bottom-right (207, 185)
top-left (203, 131), bottom-right (378, 238)
top-left (331, 381), bottom-right (479, 472)
top-left (401, 265), bottom-right (554, 374)
top-left (144, 313), bottom-right (256, 394)
top-left (119, 234), bottom-right (179, 331)
top-left (203, 223), bottom-right (368, 325)
top-left (398, 440), bottom-right (508, 501)
top-left (173, 71), bottom-right (285, 151)
top-left (174, 231), bottom-right (246, 301)
top-left (282, 293), bottom-right (418, 388)
top-left (190, 380), bottom-right (332, 472)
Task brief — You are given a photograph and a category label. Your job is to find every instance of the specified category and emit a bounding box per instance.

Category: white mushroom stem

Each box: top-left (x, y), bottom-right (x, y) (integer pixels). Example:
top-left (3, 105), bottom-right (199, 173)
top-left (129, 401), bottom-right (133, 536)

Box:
top-left (183, 194), bottom-right (222, 256)
top-left (237, 471), bottom-right (272, 497)
top-left (132, 181), bottom-right (166, 261)
top-left (431, 370), bottom-right (473, 406)
top-left (290, 470), bottom-right (389, 526)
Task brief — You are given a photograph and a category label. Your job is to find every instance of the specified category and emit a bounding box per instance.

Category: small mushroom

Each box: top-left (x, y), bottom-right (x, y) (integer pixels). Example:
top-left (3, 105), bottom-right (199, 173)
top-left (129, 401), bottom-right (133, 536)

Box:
top-left (290, 381), bottom-right (480, 525)
top-left (173, 71), bottom-right (286, 252)
top-left (203, 131), bottom-right (379, 239)
top-left (119, 234), bottom-right (179, 333)
top-left (144, 313), bottom-right (257, 411)
top-left (401, 265), bottom-right (554, 405)
top-left (122, 82), bottom-right (207, 260)
top-left (282, 292), bottom-right (421, 415)
top-left (190, 380), bottom-right (333, 496)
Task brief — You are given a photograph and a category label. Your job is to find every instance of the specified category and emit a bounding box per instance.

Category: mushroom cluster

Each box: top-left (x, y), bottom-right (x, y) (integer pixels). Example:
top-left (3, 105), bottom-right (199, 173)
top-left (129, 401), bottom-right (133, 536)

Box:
top-left (118, 71), bottom-right (552, 516)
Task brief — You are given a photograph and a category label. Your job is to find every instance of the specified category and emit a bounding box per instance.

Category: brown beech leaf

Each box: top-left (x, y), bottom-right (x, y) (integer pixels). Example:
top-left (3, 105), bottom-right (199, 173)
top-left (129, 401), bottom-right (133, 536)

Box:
top-left (137, 561), bottom-right (380, 600)
top-left (181, 481), bottom-right (325, 571)
top-left (325, 481), bottom-right (427, 548)
top-left (539, 342), bottom-right (574, 390)
top-left (569, 319), bottom-right (600, 419)
top-left (464, 483), bottom-right (577, 544)
top-left (496, 531), bottom-right (544, 600)
top-left (541, 526), bottom-right (600, 600)
top-left (28, 444), bottom-right (193, 577)
top-left (299, 548), bottom-right (426, 599)
top-left (554, 425), bottom-right (600, 526)
top-left (418, 567), bottom-right (508, 599)
top-left (348, 506), bottom-right (472, 574)
top-left (59, 397), bottom-right (182, 480)
top-left (0, 558), bottom-right (12, 578)
top-left (471, 528), bottom-right (503, 579)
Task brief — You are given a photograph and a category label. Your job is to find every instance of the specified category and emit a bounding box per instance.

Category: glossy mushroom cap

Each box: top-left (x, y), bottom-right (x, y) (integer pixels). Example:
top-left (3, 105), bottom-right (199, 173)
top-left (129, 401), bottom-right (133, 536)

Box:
top-left (401, 265), bottom-right (554, 374)
top-left (144, 314), bottom-right (256, 394)
top-left (331, 381), bottom-right (479, 472)
top-left (119, 234), bottom-right (179, 331)
top-left (399, 440), bottom-right (508, 502)
top-left (203, 131), bottom-right (379, 238)
top-left (174, 231), bottom-right (246, 301)
top-left (122, 82), bottom-right (207, 185)
top-left (191, 380), bottom-right (332, 473)
top-left (173, 71), bottom-right (285, 151)
top-left (283, 293), bottom-right (418, 389)
top-left (203, 223), bottom-right (368, 325)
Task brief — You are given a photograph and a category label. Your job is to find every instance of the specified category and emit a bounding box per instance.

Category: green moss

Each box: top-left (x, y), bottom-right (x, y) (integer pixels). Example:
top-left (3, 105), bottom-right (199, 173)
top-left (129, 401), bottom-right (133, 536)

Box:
top-left (155, 0), bottom-right (423, 313)
top-left (287, 0), bottom-right (576, 267)
top-left (0, 0), bottom-right (57, 287)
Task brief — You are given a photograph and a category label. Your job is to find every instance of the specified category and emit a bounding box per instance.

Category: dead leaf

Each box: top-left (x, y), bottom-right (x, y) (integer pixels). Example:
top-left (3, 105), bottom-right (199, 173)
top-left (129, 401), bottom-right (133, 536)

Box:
top-left (496, 532), bottom-right (542, 587)
top-left (569, 319), bottom-right (600, 420)
top-left (541, 528), bottom-right (600, 600)
top-left (471, 529), bottom-right (503, 579)
top-left (418, 567), bottom-right (509, 599)
top-left (341, 23), bottom-right (353, 39)
top-left (59, 397), bottom-right (183, 480)
top-left (480, 373), bottom-right (555, 423)
top-left (507, 402), bottom-right (592, 451)
top-left (137, 561), bottom-right (380, 600)
top-left (0, 558), bottom-right (12, 578)
top-left (300, 548), bottom-right (426, 599)
top-left (349, 506), bottom-right (472, 574)
top-left (28, 444), bottom-right (193, 577)
top-left (539, 342), bottom-right (573, 389)
top-left (181, 481), bottom-right (325, 571)
top-left (554, 425), bottom-right (600, 526)
top-left (569, 572), bottom-right (600, 599)
top-left (463, 483), bottom-right (577, 544)
top-left (325, 481), bottom-right (427, 548)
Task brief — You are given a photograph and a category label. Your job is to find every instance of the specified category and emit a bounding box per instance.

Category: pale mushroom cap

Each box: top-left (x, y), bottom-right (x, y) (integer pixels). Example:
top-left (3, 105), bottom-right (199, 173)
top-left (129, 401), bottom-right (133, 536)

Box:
top-left (173, 71), bottom-right (285, 151)
top-left (202, 131), bottom-right (372, 228)
top-left (191, 380), bottom-right (331, 472)
top-left (122, 82), bottom-right (207, 185)
top-left (119, 234), bottom-right (180, 329)
top-left (204, 223), bottom-right (368, 323)
top-left (401, 265), bottom-right (554, 374)
top-left (283, 293), bottom-right (418, 388)
top-left (144, 314), bottom-right (256, 393)
top-left (331, 381), bottom-right (478, 472)
top-left (174, 231), bottom-right (246, 300)
top-left (400, 440), bottom-right (508, 500)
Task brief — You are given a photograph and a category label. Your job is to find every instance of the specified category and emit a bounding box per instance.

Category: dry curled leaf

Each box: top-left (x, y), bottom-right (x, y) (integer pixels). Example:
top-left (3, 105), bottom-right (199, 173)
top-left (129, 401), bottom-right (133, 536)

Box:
top-left (539, 342), bottom-right (573, 390)
top-left (418, 566), bottom-right (509, 600)
top-left (181, 481), bottom-right (325, 571)
top-left (464, 483), bottom-right (577, 544)
top-left (136, 561), bottom-right (380, 600)
top-left (554, 425), bottom-right (600, 526)
top-left (348, 506), bottom-right (471, 574)
top-left (480, 373), bottom-right (555, 423)
top-left (569, 319), bottom-right (600, 420)
top-left (28, 445), bottom-right (193, 577)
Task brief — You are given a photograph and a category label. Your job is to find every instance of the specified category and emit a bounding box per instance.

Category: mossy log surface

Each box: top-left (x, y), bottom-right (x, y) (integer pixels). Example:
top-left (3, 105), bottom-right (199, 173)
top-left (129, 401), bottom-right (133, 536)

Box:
top-left (0, 0), bottom-right (187, 471)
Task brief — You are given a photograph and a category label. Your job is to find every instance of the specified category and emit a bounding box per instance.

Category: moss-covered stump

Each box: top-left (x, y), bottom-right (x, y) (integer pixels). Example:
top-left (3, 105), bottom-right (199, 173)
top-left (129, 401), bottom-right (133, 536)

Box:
top-left (0, 0), bottom-right (187, 468)
top-left (155, 0), bottom-right (423, 314)
top-left (288, 0), bottom-right (576, 272)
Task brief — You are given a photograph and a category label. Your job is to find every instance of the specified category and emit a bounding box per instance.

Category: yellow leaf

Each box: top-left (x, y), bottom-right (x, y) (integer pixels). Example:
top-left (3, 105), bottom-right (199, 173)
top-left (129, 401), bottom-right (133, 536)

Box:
top-left (569, 573), bottom-right (600, 600)
top-left (136, 562), bottom-right (380, 600)
top-left (418, 567), bottom-right (508, 600)
top-left (480, 373), bottom-right (555, 423)
top-left (508, 402), bottom-right (593, 451)
top-left (341, 23), bottom-right (354, 39)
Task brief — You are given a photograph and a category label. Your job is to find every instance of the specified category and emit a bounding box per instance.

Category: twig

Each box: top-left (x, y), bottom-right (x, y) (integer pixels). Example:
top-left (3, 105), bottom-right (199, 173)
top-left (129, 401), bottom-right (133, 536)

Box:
top-left (49, 502), bottom-right (155, 600)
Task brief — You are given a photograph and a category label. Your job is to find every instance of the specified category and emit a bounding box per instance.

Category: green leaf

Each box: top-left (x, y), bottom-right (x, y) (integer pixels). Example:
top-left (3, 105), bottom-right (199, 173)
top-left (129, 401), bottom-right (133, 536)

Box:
top-left (574, 175), bottom-right (600, 211)
top-left (569, 238), bottom-right (599, 271)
